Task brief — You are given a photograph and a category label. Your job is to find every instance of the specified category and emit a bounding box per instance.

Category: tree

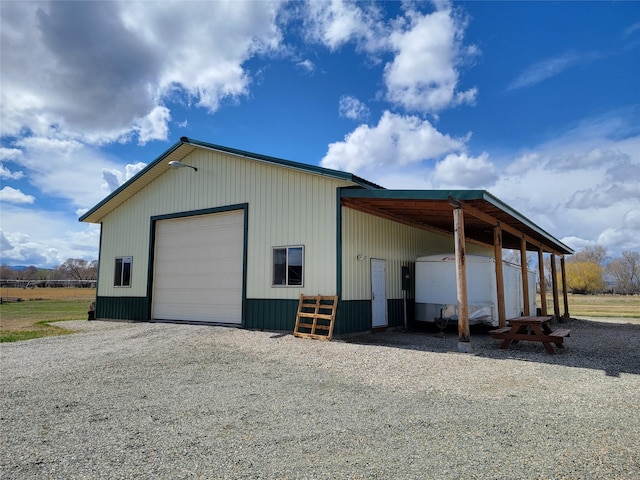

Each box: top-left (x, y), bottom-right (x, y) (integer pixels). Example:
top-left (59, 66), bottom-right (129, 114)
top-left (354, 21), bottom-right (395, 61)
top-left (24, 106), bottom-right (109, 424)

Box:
top-left (502, 249), bottom-right (534, 268)
top-left (1, 264), bottom-right (16, 280)
top-left (565, 261), bottom-right (605, 294)
top-left (21, 266), bottom-right (38, 282)
top-left (57, 258), bottom-right (97, 283)
top-left (607, 251), bottom-right (640, 294)
top-left (571, 245), bottom-right (607, 266)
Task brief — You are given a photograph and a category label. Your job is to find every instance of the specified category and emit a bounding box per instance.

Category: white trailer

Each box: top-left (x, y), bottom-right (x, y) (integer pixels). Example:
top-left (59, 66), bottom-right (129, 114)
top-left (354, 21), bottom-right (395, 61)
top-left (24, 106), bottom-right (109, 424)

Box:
top-left (414, 254), bottom-right (536, 327)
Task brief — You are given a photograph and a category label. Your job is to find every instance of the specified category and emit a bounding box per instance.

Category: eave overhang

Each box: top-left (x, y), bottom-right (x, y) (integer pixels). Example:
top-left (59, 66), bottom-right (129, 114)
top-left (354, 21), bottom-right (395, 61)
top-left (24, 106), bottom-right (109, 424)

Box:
top-left (340, 189), bottom-right (573, 256)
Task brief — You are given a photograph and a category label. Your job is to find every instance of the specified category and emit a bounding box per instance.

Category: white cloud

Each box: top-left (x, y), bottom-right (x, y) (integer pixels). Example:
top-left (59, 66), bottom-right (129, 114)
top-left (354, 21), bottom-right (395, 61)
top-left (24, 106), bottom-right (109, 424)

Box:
top-left (622, 21), bottom-right (640, 38)
top-left (321, 111), bottom-right (465, 174)
top-left (135, 106), bottom-right (171, 146)
top-left (0, 163), bottom-right (24, 180)
top-left (0, 147), bottom-right (22, 161)
top-left (432, 152), bottom-right (497, 188)
top-left (10, 137), bottom-right (130, 208)
top-left (338, 95), bottom-right (370, 120)
top-left (0, 187), bottom-right (36, 205)
top-left (303, 2), bottom-right (478, 114)
top-left (358, 108), bottom-right (640, 258)
top-left (491, 110), bottom-right (640, 258)
top-left (0, 205), bottom-right (100, 267)
top-left (0, 1), bottom-right (285, 144)
top-left (102, 162), bottom-right (147, 193)
top-left (623, 209), bottom-right (640, 229)
top-left (384, 7), bottom-right (478, 112)
top-left (303, 0), bottom-right (386, 52)
top-left (297, 59), bottom-right (316, 74)
top-left (507, 51), bottom-right (598, 91)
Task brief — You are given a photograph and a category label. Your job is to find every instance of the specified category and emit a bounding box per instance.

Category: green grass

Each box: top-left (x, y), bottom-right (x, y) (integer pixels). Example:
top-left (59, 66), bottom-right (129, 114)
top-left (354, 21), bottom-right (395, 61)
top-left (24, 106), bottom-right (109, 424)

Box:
top-left (566, 294), bottom-right (640, 318)
top-left (0, 299), bottom-right (89, 343)
top-left (0, 321), bottom-right (75, 343)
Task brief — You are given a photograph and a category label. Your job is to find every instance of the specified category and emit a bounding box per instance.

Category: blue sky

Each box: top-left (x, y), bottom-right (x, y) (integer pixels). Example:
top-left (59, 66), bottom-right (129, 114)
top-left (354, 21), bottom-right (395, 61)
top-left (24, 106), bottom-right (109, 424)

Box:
top-left (1, 0), bottom-right (639, 268)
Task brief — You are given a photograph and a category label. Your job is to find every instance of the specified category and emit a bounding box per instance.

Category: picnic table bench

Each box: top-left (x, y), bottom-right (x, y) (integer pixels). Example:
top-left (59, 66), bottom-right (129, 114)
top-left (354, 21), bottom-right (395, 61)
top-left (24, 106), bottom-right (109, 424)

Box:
top-left (490, 316), bottom-right (570, 354)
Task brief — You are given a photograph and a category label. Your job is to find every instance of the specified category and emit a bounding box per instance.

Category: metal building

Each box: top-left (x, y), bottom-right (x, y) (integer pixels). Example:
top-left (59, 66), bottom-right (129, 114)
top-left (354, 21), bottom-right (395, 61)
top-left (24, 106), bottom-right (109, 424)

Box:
top-left (80, 137), bottom-right (573, 343)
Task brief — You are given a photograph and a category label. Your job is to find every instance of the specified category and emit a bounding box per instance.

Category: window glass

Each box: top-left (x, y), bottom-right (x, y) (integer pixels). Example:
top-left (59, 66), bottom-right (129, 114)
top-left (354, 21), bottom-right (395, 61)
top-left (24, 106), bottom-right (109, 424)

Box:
top-left (272, 248), bottom-right (287, 285)
top-left (272, 246), bottom-right (303, 287)
top-left (288, 247), bottom-right (303, 286)
top-left (114, 257), bottom-right (132, 287)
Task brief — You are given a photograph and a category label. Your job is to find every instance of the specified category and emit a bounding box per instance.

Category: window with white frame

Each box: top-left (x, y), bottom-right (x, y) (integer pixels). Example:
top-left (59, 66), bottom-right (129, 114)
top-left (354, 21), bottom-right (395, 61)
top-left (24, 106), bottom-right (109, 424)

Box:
top-left (272, 246), bottom-right (304, 287)
top-left (114, 256), bottom-right (132, 287)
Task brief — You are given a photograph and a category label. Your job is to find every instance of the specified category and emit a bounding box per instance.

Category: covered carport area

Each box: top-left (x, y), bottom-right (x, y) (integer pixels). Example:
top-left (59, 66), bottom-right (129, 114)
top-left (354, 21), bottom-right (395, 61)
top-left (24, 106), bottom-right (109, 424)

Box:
top-left (340, 189), bottom-right (574, 352)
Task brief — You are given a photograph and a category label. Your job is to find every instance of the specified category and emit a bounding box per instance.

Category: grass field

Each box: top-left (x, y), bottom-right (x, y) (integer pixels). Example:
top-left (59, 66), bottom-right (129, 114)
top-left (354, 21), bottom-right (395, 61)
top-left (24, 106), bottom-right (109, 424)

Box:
top-left (0, 288), bottom-right (95, 342)
top-left (0, 286), bottom-right (96, 302)
top-left (540, 293), bottom-right (640, 318)
top-left (0, 288), bottom-right (638, 343)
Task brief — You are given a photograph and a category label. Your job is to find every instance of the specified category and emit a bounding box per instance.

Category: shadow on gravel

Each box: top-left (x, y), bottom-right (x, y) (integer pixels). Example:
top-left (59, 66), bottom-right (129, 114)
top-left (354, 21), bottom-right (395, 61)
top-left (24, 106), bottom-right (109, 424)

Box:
top-left (342, 318), bottom-right (640, 378)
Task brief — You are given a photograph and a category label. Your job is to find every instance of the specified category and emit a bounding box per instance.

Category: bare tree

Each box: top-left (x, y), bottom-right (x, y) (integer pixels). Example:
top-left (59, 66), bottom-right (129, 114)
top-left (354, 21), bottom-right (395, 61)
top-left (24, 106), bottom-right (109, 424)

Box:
top-left (1, 264), bottom-right (16, 280)
top-left (607, 251), bottom-right (640, 294)
top-left (571, 245), bottom-right (607, 266)
top-left (58, 258), bottom-right (97, 283)
top-left (502, 249), bottom-right (534, 268)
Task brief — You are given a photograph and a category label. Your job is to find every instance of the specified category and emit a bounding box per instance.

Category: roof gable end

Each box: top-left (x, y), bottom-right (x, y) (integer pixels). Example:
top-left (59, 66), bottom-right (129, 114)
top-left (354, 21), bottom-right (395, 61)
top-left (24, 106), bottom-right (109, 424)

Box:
top-left (79, 137), bottom-right (381, 223)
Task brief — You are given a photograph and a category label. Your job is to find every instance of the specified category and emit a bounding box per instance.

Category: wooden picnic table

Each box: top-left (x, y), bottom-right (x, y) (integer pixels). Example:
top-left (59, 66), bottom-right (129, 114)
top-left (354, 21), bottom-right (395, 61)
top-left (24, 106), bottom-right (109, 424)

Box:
top-left (489, 316), bottom-right (570, 354)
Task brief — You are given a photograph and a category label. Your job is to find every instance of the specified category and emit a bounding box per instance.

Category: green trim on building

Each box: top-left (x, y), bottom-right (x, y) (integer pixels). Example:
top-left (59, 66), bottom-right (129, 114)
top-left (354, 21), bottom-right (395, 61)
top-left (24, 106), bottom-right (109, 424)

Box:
top-left (79, 138), bottom-right (381, 224)
top-left (339, 188), bottom-right (573, 255)
top-left (94, 296), bottom-right (408, 334)
top-left (96, 296), bottom-right (149, 321)
top-left (245, 299), bottom-right (299, 331)
top-left (336, 188), bottom-right (343, 299)
top-left (336, 300), bottom-right (370, 335)
top-left (79, 140), bottom-right (187, 222)
top-left (244, 299), bottom-right (408, 335)
top-left (182, 137), bottom-right (383, 190)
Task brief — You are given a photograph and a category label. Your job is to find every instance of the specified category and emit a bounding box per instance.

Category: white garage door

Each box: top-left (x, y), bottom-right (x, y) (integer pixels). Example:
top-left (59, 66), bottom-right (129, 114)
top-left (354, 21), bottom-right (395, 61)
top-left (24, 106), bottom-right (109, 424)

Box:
top-left (152, 210), bottom-right (244, 324)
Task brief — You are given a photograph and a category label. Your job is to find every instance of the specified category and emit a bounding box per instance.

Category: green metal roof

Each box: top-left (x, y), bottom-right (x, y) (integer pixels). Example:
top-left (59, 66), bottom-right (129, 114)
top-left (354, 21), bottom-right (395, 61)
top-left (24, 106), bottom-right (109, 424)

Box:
top-left (340, 188), bottom-right (573, 255)
top-left (183, 137), bottom-right (382, 190)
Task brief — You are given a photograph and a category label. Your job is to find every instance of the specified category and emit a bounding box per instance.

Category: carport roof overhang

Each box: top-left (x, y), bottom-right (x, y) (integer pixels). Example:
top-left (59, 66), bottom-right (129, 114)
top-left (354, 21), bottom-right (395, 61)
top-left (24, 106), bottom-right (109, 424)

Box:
top-left (340, 189), bottom-right (573, 256)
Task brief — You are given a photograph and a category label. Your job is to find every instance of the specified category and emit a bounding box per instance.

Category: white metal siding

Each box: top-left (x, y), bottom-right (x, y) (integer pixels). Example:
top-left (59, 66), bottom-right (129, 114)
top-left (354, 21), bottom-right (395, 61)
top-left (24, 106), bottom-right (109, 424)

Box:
top-left (340, 207), bottom-right (493, 301)
top-left (97, 149), bottom-right (352, 299)
top-left (152, 210), bottom-right (244, 323)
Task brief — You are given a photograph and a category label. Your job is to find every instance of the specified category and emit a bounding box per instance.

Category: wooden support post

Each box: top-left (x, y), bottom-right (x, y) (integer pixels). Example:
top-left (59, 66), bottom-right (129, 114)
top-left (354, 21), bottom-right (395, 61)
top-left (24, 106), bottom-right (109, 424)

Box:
top-left (538, 248), bottom-right (548, 316)
top-left (493, 225), bottom-right (506, 327)
top-left (550, 254), bottom-right (560, 319)
top-left (453, 207), bottom-right (471, 352)
top-left (520, 237), bottom-right (530, 316)
top-left (560, 256), bottom-right (570, 318)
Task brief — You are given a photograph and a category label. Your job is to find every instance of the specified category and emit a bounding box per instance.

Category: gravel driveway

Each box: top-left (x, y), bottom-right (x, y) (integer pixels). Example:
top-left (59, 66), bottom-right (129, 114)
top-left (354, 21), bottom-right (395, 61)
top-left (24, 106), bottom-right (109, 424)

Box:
top-left (1, 317), bottom-right (639, 479)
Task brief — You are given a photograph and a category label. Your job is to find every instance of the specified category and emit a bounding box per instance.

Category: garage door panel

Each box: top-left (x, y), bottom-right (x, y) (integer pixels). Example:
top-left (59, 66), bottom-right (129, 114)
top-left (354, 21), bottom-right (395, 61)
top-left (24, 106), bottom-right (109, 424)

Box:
top-left (154, 258), bottom-right (242, 277)
top-left (154, 275), bottom-right (242, 292)
top-left (156, 228), bottom-right (242, 249)
top-left (152, 210), bottom-right (244, 324)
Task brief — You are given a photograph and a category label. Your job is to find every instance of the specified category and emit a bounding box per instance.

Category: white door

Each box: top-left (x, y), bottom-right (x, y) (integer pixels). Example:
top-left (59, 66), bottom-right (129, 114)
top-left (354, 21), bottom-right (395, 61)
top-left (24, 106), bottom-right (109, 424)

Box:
top-left (371, 259), bottom-right (387, 328)
top-left (152, 210), bottom-right (244, 324)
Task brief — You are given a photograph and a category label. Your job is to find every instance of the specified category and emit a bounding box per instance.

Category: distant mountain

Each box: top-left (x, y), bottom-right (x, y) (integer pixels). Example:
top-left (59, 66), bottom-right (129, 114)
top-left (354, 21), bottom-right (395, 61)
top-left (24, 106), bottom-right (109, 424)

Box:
top-left (2, 265), bottom-right (53, 271)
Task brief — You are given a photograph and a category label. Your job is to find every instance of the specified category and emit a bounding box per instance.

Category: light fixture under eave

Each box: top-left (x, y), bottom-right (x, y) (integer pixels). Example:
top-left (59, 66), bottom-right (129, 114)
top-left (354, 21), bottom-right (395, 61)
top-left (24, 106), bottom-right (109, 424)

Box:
top-left (168, 160), bottom-right (198, 172)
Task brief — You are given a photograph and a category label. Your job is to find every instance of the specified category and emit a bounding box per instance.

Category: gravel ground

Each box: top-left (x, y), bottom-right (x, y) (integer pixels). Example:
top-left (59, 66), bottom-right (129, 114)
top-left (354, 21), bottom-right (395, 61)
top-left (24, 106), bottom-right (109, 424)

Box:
top-left (1, 317), bottom-right (639, 479)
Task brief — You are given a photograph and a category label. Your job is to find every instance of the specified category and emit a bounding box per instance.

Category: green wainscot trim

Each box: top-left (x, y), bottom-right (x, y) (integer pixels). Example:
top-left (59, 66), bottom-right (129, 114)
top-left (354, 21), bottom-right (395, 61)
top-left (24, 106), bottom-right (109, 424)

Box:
top-left (335, 300), bottom-right (370, 335)
top-left (96, 296), bottom-right (149, 321)
top-left (245, 298), bottom-right (410, 335)
top-left (337, 299), bottom-right (407, 334)
top-left (244, 299), bottom-right (300, 331)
